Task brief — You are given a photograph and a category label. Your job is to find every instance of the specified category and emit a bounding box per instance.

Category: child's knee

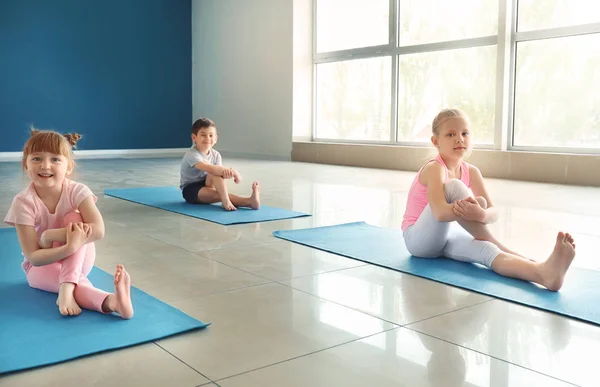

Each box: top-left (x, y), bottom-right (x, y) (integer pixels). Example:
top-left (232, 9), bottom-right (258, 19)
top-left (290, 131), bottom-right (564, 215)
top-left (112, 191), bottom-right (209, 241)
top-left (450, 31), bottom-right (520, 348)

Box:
top-left (63, 211), bottom-right (83, 226)
top-left (205, 174), bottom-right (220, 186)
top-left (475, 196), bottom-right (487, 209)
top-left (443, 179), bottom-right (470, 203)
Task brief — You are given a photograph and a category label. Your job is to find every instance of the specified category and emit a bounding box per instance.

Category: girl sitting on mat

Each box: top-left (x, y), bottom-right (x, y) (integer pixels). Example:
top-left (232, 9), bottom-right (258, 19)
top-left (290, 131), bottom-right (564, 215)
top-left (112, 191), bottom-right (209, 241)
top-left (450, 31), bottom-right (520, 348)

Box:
top-left (4, 129), bottom-right (133, 318)
top-left (401, 108), bottom-right (575, 291)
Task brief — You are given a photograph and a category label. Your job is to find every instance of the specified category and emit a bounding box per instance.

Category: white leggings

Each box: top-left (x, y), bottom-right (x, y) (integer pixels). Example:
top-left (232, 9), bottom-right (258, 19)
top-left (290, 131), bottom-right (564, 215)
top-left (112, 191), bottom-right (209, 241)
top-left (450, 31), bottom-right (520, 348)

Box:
top-left (403, 179), bottom-right (501, 268)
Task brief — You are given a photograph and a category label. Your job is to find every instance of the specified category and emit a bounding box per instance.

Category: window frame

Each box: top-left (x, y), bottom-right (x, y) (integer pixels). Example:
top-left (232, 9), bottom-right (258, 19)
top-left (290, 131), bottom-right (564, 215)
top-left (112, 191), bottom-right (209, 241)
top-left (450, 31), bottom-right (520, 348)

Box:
top-left (312, 0), bottom-right (600, 154)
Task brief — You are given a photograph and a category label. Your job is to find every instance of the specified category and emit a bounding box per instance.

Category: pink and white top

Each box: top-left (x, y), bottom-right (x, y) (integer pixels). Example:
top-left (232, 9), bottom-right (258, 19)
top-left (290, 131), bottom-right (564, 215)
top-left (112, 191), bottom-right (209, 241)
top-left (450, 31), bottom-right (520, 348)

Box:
top-left (401, 154), bottom-right (471, 231)
top-left (4, 179), bottom-right (97, 238)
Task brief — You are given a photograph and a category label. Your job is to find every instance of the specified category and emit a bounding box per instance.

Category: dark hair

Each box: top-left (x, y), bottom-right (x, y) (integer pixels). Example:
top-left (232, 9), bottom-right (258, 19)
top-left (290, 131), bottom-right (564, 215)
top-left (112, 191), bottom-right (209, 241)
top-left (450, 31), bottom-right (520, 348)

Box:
top-left (191, 117), bottom-right (216, 135)
top-left (22, 128), bottom-right (82, 169)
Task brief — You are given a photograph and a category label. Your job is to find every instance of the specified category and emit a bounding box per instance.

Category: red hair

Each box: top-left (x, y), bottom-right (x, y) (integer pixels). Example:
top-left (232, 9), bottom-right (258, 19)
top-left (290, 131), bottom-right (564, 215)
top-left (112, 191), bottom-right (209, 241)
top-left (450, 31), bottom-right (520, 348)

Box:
top-left (22, 129), bottom-right (82, 169)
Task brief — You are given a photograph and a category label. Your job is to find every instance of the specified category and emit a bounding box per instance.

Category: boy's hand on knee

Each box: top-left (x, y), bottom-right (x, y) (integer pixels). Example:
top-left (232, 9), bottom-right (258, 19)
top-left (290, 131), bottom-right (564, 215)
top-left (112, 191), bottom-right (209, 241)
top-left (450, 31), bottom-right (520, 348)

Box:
top-left (232, 170), bottom-right (242, 184)
top-left (222, 168), bottom-right (234, 179)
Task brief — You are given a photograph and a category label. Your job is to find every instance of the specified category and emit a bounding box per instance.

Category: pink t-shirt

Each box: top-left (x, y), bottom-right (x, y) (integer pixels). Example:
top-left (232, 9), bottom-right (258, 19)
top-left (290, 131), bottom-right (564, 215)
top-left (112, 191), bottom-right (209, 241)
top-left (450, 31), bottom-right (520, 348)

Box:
top-left (4, 179), bottom-right (97, 270)
top-left (401, 154), bottom-right (471, 231)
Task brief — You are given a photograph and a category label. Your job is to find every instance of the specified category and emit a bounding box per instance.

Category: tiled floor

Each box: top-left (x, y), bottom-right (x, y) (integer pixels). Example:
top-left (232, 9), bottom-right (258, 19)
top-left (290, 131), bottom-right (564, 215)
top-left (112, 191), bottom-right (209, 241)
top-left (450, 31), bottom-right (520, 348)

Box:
top-left (1, 157), bottom-right (599, 386)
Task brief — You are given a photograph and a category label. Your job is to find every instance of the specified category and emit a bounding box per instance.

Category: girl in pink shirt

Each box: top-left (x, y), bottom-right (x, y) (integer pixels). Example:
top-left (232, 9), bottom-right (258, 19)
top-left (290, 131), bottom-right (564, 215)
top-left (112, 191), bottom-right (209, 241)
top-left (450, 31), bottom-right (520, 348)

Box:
top-left (5, 129), bottom-right (133, 318)
top-left (401, 109), bottom-right (576, 291)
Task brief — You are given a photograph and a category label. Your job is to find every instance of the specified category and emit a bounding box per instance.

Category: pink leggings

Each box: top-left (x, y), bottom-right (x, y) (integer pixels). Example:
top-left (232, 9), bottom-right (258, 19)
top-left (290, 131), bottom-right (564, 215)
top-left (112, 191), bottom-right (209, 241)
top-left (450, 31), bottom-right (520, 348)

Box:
top-left (26, 212), bottom-right (109, 312)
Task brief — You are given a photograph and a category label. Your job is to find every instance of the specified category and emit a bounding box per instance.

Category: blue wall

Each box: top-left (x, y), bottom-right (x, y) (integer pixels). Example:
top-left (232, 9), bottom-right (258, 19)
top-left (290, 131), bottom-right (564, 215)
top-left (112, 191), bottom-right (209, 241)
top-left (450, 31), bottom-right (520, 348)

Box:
top-left (0, 0), bottom-right (191, 152)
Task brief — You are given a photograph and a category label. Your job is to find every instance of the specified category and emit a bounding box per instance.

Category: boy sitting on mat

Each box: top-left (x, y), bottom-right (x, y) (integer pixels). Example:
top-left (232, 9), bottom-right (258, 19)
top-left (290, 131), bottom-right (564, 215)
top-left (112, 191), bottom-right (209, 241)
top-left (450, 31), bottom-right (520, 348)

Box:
top-left (179, 117), bottom-right (261, 211)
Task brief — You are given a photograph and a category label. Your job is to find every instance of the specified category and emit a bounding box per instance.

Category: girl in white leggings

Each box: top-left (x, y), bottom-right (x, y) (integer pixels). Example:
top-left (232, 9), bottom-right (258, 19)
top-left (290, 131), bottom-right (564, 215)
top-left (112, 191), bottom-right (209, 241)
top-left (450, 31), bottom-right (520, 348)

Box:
top-left (402, 109), bottom-right (576, 291)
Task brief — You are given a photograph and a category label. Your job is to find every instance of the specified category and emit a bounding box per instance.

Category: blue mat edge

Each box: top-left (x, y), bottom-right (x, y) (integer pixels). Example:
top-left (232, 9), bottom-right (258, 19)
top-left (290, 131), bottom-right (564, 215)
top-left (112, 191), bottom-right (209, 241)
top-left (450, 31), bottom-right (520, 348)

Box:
top-left (272, 221), bottom-right (593, 324)
top-left (4, 323), bottom-right (210, 376)
top-left (273, 221), bottom-right (413, 272)
top-left (103, 187), bottom-right (311, 225)
top-left (0, 227), bottom-right (210, 375)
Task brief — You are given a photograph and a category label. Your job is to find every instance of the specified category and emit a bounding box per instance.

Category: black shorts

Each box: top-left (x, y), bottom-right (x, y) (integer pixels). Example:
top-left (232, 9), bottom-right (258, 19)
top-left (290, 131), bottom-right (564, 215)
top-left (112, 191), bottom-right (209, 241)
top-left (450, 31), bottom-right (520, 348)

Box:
top-left (182, 180), bottom-right (207, 204)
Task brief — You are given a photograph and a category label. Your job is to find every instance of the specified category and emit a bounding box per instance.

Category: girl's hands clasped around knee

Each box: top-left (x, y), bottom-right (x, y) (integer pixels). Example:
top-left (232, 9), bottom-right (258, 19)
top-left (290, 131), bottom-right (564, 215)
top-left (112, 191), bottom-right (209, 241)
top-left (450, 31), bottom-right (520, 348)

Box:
top-left (66, 222), bottom-right (93, 252)
top-left (453, 197), bottom-right (486, 223)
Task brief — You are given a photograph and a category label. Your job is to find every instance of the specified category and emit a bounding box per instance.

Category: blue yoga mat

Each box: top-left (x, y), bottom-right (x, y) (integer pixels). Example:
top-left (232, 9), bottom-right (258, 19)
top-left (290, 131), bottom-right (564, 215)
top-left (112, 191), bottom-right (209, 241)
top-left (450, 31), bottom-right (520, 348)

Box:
top-left (0, 228), bottom-right (209, 375)
top-left (104, 186), bottom-right (310, 225)
top-left (273, 222), bottom-right (600, 325)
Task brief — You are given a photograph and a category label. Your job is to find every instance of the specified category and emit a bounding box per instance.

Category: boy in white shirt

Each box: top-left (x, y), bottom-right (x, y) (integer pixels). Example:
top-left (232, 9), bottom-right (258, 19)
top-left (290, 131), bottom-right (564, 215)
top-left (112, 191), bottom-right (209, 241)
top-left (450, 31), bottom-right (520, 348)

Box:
top-left (180, 118), bottom-right (260, 211)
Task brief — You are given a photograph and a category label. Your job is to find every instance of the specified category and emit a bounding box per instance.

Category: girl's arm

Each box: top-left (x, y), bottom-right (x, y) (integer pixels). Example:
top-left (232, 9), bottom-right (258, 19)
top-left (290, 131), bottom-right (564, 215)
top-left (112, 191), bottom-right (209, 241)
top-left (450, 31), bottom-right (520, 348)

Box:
top-left (16, 224), bottom-right (76, 266)
top-left (40, 227), bottom-right (66, 248)
top-left (78, 196), bottom-right (105, 243)
top-left (424, 163), bottom-right (461, 222)
top-left (40, 196), bottom-right (106, 247)
top-left (469, 166), bottom-right (498, 224)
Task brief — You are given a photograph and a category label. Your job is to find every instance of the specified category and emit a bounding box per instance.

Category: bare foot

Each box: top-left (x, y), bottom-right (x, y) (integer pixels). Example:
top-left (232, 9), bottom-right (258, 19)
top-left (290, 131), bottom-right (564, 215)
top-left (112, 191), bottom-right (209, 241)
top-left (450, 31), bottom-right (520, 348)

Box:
top-left (540, 232), bottom-right (576, 291)
top-left (222, 200), bottom-right (237, 211)
top-left (57, 282), bottom-right (82, 316)
top-left (565, 233), bottom-right (576, 249)
top-left (102, 265), bottom-right (134, 319)
top-left (250, 181), bottom-right (260, 210)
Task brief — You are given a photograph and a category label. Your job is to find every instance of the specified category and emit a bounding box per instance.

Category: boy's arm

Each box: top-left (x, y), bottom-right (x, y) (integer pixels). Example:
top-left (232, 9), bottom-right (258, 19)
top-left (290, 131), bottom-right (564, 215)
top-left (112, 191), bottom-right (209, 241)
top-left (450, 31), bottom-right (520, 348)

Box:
top-left (194, 161), bottom-right (226, 177)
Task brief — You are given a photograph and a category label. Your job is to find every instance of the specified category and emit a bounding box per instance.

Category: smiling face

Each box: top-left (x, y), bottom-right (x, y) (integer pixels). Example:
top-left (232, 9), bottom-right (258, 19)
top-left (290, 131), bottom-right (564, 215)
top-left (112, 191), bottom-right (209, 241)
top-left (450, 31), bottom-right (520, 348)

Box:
top-left (21, 131), bottom-right (75, 192)
top-left (25, 152), bottom-right (73, 190)
top-left (192, 126), bottom-right (218, 154)
top-left (431, 116), bottom-right (472, 160)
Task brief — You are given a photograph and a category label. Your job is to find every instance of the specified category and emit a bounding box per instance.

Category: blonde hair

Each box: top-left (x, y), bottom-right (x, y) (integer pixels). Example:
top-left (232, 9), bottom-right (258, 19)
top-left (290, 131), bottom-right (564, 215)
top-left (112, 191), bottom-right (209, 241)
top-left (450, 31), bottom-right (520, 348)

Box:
top-left (22, 128), bottom-right (82, 169)
top-left (431, 108), bottom-right (469, 136)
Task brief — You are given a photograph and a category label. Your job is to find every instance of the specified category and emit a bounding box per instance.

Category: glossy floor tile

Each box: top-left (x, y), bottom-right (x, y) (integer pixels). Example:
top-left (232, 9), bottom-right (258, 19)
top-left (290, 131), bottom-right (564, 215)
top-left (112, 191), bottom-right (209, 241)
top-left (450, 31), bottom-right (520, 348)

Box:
top-left (1, 156), bottom-right (599, 386)
top-left (283, 265), bottom-right (491, 325)
top-left (408, 300), bottom-right (600, 387)
top-left (0, 343), bottom-right (210, 387)
top-left (218, 328), bottom-right (575, 387)
top-left (199, 241), bottom-right (366, 281)
top-left (157, 282), bottom-right (396, 380)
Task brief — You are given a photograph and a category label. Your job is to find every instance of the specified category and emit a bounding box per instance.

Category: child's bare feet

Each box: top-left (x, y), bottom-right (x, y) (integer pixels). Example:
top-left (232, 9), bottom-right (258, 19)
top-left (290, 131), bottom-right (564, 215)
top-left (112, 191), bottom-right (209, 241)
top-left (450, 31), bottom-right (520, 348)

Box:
top-left (222, 200), bottom-right (237, 211)
top-left (250, 181), bottom-right (260, 210)
top-left (102, 265), bottom-right (134, 319)
top-left (57, 282), bottom-right (82, 316)
top-left (539, 232), bottom-right (576, 291)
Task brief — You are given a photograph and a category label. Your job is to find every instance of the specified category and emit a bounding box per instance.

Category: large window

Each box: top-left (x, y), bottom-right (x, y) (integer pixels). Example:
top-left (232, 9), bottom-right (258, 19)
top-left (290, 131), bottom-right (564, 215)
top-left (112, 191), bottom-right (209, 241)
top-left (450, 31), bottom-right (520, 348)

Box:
top-left (398, 0), bottom-right (498, 46)
top-left (513, 1), bottom-right (600, 150)
top-left (396, 46), bottom-right (497, 144)
top-left (316, 0), bottom-right (389, 53)
top-left (517, 0), bottom-right (600, 31)
top-left (313, 0), bottom-right (600, 153)
top-left (316, 57), bottom-right (392, 142)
